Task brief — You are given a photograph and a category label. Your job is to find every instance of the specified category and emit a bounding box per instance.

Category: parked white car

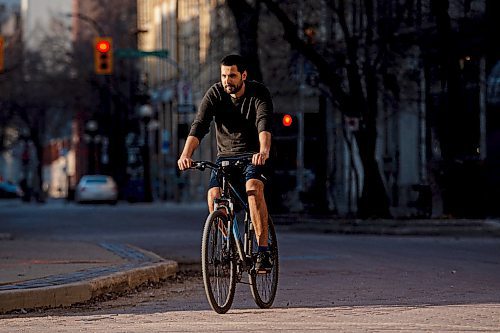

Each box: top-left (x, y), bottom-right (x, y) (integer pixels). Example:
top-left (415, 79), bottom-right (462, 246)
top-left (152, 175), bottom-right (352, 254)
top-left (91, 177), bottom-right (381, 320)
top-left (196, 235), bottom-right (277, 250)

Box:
top-left (75, 175), bottom-right (118, 204)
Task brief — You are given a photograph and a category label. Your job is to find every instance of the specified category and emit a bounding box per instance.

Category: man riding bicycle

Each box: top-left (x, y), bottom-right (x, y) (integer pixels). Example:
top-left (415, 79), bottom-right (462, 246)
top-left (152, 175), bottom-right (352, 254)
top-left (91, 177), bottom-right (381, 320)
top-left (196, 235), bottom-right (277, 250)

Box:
top-left (177, 54), bottom-right (273, 272)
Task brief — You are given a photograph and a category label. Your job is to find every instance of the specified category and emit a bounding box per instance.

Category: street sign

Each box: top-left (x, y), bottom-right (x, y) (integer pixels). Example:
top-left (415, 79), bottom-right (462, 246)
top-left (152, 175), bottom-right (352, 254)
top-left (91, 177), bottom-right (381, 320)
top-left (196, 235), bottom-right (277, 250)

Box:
top-left (114, 49), bottom-right (169, 59)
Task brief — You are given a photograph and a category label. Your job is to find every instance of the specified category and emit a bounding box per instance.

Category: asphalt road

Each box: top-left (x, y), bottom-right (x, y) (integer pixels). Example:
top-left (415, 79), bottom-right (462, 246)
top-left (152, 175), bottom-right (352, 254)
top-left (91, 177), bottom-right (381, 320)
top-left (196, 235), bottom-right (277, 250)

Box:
top-left (1, 200), bottom-right (500, 331)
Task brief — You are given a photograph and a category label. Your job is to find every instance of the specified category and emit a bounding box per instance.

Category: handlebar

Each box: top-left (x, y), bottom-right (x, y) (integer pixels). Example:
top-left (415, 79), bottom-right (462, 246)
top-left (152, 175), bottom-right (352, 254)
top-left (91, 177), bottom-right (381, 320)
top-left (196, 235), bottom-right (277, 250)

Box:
top-left (189, 160), bottom-right (219, 171)
top-left (188, 155), bottom-right (254, 172)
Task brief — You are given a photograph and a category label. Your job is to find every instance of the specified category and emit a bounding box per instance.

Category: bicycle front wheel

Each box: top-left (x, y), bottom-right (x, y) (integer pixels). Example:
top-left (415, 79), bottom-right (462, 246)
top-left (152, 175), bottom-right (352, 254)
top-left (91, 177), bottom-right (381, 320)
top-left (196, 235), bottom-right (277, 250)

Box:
top-left (249, 215), bottom-right (279, 309)
top-left (201, 210), bottom-right (237, 314)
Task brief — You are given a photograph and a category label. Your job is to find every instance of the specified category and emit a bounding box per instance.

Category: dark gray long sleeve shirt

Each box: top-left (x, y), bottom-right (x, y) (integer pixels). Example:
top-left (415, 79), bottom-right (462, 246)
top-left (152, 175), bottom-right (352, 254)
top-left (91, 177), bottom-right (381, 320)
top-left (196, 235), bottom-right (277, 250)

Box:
top-left (189, 80), bottom-right (273, 157)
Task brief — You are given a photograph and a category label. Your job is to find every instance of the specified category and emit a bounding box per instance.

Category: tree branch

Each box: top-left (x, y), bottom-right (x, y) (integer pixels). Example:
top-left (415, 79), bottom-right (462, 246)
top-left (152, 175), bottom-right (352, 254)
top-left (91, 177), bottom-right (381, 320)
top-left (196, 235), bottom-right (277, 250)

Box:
top-left (261, 0), bottom-right (350, 112)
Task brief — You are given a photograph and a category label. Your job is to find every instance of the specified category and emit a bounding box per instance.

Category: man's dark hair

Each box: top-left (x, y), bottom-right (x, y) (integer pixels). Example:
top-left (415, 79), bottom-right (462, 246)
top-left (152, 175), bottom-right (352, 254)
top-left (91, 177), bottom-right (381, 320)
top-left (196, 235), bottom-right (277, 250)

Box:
top-left (220, 54), bottom-right (247, 74)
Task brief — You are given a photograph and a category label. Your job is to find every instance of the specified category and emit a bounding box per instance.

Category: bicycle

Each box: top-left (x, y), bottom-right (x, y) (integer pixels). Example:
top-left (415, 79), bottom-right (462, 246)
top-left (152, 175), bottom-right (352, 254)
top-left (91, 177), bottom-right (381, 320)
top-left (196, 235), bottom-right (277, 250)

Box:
top-left (189, 156), bottom-right (279, 314)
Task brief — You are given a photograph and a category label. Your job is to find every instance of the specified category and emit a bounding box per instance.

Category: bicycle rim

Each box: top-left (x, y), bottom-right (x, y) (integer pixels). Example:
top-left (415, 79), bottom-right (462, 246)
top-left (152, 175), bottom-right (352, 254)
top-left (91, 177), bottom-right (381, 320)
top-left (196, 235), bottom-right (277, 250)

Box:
top-left (249, 216), bottom-right (279, 309)
top-left (201, 210), bottom-right (236, 314)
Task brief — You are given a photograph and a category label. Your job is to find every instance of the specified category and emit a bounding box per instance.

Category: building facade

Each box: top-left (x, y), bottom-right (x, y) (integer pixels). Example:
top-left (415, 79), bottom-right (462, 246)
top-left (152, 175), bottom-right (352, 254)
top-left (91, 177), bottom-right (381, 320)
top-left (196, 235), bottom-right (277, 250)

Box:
top-left (0, 0), bottom-right (21, 184)
top-left (137, 0), bottom-right (237, 201)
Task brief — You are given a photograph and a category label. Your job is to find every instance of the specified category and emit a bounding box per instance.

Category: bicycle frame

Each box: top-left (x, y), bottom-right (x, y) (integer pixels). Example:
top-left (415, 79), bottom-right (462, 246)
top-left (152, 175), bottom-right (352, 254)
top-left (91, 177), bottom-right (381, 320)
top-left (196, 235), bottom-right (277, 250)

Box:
top-left (196, 158), bottom-right (255, 273)
top-left (216, 162), bottom-right (254, 271)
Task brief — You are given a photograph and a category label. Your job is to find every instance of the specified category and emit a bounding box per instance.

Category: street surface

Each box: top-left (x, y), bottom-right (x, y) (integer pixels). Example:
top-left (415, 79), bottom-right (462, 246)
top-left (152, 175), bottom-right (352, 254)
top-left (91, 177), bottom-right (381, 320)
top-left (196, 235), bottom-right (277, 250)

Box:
top-left (1, 200), bottom-right (500, 331)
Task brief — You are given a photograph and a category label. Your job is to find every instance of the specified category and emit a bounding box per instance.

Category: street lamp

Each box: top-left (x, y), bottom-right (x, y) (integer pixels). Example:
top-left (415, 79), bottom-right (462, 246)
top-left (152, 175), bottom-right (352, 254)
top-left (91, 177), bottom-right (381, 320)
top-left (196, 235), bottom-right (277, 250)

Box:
top-left (139, 104), bottom-right (153, 202)
top-left (84, 120), bottom-right (100, 174)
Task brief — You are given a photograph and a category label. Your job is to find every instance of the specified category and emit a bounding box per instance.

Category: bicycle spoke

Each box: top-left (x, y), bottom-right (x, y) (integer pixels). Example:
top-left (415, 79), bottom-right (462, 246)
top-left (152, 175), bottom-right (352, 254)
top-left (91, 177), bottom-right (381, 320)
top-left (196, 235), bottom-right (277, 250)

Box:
top-left (202, 211), bottom-right (236, 313)
top-left (249, 217), bottom-right (279, 309)
top-left (211, 225), bottom-right (229, 303)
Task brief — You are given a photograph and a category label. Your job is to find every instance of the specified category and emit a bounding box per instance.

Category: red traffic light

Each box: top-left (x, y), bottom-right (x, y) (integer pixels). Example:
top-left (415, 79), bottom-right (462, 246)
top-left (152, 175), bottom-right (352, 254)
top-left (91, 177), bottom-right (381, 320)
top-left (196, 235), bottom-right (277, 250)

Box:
top-left (94, 37), bottom-right (113, 74)
top-left (96, 40), bottom-right (111, 53)
top-left (282, 114), bottom-right (293, 127)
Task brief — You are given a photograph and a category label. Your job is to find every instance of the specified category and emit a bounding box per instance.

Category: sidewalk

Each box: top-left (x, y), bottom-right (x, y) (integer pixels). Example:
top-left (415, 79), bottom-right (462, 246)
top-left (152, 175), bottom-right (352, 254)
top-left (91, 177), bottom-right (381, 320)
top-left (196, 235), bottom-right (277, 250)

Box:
top-left (0, 238), bottom-right (178, 314)
top-left (274, 215), bottom-right (500, 237)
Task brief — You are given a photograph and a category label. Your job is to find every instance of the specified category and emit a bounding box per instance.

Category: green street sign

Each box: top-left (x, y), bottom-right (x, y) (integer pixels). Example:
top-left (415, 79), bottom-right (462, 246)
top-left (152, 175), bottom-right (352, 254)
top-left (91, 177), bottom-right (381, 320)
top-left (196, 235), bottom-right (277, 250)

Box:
top-left (114, 49), bottom-right (169, 59)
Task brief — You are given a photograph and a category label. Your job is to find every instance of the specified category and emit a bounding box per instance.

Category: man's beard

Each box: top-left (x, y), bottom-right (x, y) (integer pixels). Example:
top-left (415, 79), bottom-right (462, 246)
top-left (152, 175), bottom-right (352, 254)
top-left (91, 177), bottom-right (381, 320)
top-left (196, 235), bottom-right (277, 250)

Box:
top-left (224, 81), bottom-right (243, 95)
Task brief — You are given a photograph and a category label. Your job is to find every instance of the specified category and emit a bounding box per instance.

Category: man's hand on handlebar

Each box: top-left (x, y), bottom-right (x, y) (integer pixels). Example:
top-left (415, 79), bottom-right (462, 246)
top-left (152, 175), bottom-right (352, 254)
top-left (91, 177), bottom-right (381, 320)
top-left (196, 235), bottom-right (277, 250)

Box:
top-left (178, 156), bottom-right (193, 171)
top-left (180, 153), bottom-right (267, 171)
top-left (252, 151), bottom-right (269, 166)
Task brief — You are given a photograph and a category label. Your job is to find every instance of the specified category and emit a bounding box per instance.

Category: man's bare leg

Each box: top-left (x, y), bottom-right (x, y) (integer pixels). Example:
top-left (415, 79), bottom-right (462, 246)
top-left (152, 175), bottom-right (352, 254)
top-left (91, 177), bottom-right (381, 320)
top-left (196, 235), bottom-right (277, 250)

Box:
top-left (246, 179), bottom-right (268, 247)
top-left (207, 187), bottom-right (221, 213)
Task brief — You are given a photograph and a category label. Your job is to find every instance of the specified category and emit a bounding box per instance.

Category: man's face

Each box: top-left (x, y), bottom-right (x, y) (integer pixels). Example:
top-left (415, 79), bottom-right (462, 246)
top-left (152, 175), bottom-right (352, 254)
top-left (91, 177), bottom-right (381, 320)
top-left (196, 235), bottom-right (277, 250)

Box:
top-left (221, 65), bottom-right (246, 95)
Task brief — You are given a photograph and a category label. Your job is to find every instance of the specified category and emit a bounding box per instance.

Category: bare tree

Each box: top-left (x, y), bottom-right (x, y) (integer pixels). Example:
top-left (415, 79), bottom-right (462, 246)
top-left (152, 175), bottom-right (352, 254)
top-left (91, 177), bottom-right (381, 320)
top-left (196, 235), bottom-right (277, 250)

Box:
top-left (226, 0), bottom-right (263, 81)
top-left (229, 0), bottom-right (392, 217)
top-left (8, 31), bottom-right (75, 200)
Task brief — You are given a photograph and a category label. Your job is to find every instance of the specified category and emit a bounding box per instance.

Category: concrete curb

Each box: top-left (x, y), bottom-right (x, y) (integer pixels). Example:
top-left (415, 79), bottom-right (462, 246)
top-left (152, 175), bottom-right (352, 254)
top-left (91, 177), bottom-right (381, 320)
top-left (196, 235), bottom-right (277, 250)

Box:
top-left (0, 260), bottom-right (178, 314)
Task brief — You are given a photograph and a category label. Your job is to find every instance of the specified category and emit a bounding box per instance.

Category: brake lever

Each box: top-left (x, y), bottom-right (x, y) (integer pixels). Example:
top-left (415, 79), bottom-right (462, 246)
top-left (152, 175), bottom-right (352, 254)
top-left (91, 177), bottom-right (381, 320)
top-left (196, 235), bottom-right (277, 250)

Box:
top-left (235, 157), bottom-right (254, 167)
top-left (190, 162), bottom-right (206, 171)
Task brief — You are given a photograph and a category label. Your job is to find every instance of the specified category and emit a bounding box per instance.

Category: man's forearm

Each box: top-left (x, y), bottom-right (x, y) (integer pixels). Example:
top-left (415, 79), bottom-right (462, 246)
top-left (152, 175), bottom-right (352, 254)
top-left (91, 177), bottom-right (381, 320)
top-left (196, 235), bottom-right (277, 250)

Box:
top-left (259, 131), bottom-right (272, 155)
top-left (180, 136), bottom-right (200, 158)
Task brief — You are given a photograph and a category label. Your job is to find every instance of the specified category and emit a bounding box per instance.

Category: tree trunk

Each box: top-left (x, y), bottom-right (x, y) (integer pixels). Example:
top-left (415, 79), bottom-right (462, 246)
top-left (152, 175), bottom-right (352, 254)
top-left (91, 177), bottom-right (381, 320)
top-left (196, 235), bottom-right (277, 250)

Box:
top-left (354, 125), bottom-right (391, 218)
top-left (30, 114), bottom-right (46, 203)
top-left (226, 0), bottom-right (263, 82)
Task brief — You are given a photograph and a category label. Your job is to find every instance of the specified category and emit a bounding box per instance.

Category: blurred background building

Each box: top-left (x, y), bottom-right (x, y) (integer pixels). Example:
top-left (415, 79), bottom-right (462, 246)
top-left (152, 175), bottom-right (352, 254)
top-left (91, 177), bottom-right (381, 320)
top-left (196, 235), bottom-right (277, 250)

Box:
top-left (1, 0), bottom-right (499, 218)
top-left (0, 0), bottom-right (21, 186)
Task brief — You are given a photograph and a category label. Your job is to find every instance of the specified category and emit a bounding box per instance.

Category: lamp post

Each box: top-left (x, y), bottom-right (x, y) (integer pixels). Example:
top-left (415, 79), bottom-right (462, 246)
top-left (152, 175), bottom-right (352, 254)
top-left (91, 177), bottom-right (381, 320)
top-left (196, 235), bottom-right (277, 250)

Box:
top-left (139, 104), bottom-right (153, 202)
top-left (84, 120), bottom-right (100, 174)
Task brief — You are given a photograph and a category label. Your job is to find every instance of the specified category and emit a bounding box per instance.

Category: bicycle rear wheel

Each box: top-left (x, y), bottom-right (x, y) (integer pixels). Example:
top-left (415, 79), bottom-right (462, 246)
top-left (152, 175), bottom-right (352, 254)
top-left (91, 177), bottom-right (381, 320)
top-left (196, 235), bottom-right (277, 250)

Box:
top-left (249, 215), bottom-right (279, 309)
top-left (201, 210), bottom-right (237, 314)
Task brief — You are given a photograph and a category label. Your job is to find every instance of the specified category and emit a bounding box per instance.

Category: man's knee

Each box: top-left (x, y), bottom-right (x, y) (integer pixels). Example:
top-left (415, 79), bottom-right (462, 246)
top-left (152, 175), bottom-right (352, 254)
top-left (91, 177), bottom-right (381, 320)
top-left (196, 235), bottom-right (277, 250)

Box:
top-left (246, 179), bottom-right (264, 198)
top-left (208, 187), bottom-right (221, 198)
top-left (207, 187), bottom-right (221, 207)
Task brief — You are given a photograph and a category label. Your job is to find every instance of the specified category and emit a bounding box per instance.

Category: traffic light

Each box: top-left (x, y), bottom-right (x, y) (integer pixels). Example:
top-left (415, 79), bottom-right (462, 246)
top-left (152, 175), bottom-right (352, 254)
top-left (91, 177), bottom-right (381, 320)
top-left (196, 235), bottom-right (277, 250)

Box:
top-left (274, 113), bottom-right (297, 136)
top-left (94, 37), bottom-right (113, 75)
top-left (0, 36), bottom-right (4, 73)
top-left (282, 114), bottom-right (293, 127)
top-left (273, 113), bottom-right (297, 170)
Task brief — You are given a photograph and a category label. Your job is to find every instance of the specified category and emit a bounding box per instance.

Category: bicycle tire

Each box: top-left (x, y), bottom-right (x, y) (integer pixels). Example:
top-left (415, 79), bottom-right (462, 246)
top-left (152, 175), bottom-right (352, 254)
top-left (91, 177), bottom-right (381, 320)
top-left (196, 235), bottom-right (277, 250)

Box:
top-left (249, 215), bottom-right (279, 309)
top-left (201, 210), bottom-right (237, 314)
